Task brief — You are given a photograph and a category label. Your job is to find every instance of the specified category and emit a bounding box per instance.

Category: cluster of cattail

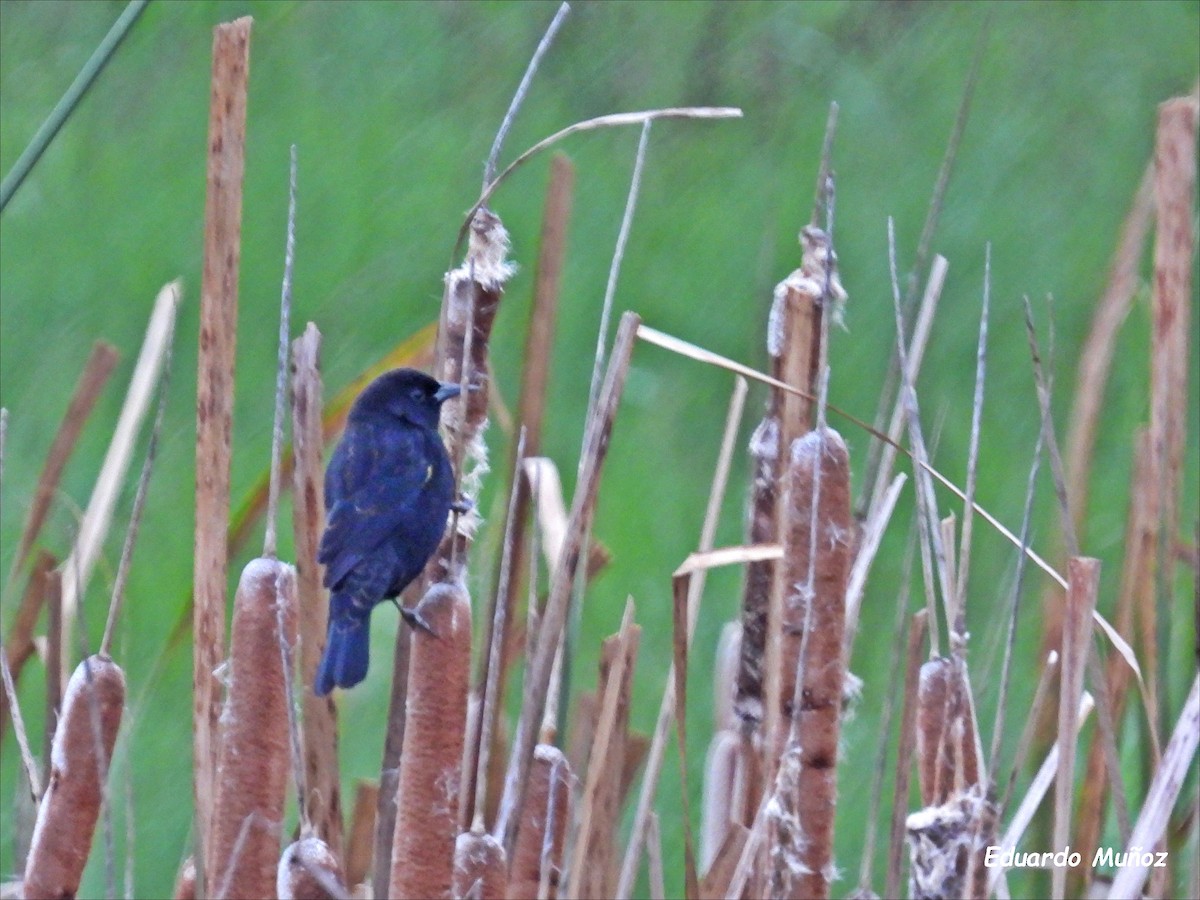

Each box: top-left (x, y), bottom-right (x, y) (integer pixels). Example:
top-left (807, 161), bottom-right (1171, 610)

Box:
top-left (2, 10), bottom-right (1196, 900)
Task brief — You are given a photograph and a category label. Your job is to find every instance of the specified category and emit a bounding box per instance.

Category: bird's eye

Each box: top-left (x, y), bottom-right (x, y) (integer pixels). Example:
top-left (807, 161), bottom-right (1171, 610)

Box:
top-left (410, 388), bottom-right (424, 401)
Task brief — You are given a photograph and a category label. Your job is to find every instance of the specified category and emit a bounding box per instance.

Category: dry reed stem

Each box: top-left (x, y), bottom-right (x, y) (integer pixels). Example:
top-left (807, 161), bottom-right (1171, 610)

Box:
top-left (173, 858), bottom-right (196, 900)
top-left (1147, 94), bottom-right (1197, 735)
top-left (568, 601), bottom-right (639, 900)
top-left (195, 17), bottom-right (252, 884)
top-left (1064, 162), bottom-right (1155, 540)
top-left (767, 426), bottom-right (852, 900)
top-left (277, 836), bottom-right (347, 900)
top-left (863, 255), bottom-right (947, 527)
top-left (700, 730), bottom-right (740, 874)
top-left (0, 550), bottom-right (55, 743)
top-left (102, 302), bottom-right (177, 656)
top-left (343, 780), bottom-right (377, 891)
top-left (0, 642), bottom-right (41, 802)
top-left (390, 582), bottom-right (472, 900)
top-left (1075, 431), bottom-right (1154, 892)
top-left (1109, 673), bottom-right (1200, 900)
top-left (988, 691), bottom-right (1093, 895)
top-left (373, 610), bottom-right (412, 900)
top-left (465, 430), bottom-right (527, 831)
top-left (7, 341), bottom-right (118, 586)
top-left (885, 609), bottom-right (929, 900)
top-left (494, 153), bottom-right (573, 731)
top-left (482, 1), bottom-right (570, 190)
top-left (264, 144), bottom-right (297, 560)
top-left (618, 377), bottom-right (748, 899)
top-left (291, 324), bottom-right (343, 860)
top-left (496, 312), bottom-right (639, 857)
top-left (1051, 557), bottom-right (1099, 899)
top-left (211, 559), bottom-right (297, 900)
top-left (669, 548), bottom-right (784, 900)
top-left (22, 654), bottom-right (125, 900)
top-left (701, 823), bottom-right (749, 900)
top-left (635, 322), bottom-right (1092, 603)
top-left (646, 811), bottom-right (666, 900)
top-left (60, 280), bottom-right (180, 672)
top-left (843, 472), bottom-right (907, 660)
top-left (44, 570), bottom-right (62, 774)
top-left (454, 829), bottom-right (507, 900)
top-left (507, 744), bottom-right (570, 900)
top-left (430, 208), bottom-right (513, 580)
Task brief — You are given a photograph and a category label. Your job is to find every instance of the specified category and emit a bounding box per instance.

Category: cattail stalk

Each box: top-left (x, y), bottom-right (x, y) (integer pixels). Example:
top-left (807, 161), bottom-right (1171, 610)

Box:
top-left (22, 655), bottom-right (125, 899)
top-left (210, 559), bottom-right (297, 900)
top-left (453, 829), bottom-right (507, 900)
top-left (506, 745), bottom-right (570, 900)
top-left (194, 17), bottom-right (252, 886)
top-left (766, 426), bottom-right (852, 900)
top-left (389, 583), bottom-right (472, 900)
top-left (277, 837), bottom-right (347, 900)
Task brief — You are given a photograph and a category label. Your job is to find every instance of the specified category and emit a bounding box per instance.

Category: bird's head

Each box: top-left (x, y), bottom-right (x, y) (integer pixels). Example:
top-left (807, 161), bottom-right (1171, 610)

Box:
top-left (350, 368), bottom-right (461, 431)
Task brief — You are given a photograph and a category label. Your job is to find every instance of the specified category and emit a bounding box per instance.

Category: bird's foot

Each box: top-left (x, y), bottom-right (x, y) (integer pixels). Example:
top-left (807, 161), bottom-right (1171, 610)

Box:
top-left (450, 495), bottom-right (474, 515)
top-left (393, 599), bottom-right (438, 637)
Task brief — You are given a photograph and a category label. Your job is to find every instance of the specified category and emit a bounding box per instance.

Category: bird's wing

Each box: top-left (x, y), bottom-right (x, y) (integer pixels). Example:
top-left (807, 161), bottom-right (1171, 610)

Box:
top-left (318, 428), bottom-right (435, 591)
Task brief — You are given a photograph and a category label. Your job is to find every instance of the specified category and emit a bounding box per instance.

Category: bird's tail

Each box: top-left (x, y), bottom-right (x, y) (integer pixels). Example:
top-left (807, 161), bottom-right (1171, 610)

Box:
top-left (315, 611), bottom-right (370, 695)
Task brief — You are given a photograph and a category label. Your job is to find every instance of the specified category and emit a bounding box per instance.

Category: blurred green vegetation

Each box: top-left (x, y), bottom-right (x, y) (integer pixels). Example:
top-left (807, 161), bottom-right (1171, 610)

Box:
top-left (1, 1), bottom-right (1196, 897)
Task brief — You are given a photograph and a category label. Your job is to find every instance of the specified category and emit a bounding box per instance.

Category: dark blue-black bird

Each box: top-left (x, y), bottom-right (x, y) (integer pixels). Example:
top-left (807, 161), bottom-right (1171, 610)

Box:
top-left (314, 368), bottom-right (460, 695)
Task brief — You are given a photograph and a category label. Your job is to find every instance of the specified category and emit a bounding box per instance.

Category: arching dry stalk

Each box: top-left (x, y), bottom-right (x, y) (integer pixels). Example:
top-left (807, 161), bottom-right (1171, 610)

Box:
top-left (454, 829), bottom-right (507, 900)
top-left (506, 744), bottom-right (570, 900)
top-left (277, 836), bottom-right (347, 900)
top-left (390, 582), bottom-right (472, 900)
top-left (210, 558), bottom-right (298, 900)
top-left (22, 655), bottom-right (125, 899)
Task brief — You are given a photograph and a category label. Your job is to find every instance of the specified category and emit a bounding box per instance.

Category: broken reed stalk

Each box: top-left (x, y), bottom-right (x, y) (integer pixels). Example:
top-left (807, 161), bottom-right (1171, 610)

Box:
top-left (1108, 673), bottom-right (1200, 900)
top-left (0, 642), bottom-right (41, 802)
top-left (568, 600), bottom-right (640, 900)
top-left (453, 829), bottom-right (507, 900)
top-left (1074, 430), bottom-right (1153, 893)
top-left (101, 297), bottom-right (177, 656)
top-left (1147, 93), bottom-right (1197, 736)
top-left (496, 311), bottom-right (640, 858)
top-left (210, 559), bottom-right (297, 900)
top-left (5, 340), bottom-right (118, 591)
top-left (373, 617), bottom-right (412, 900)
top-left (885, 609), bottom-right (928, 900)
top-left (291, 324), bottom-right (343, 861)
top-left (0, 551), bottom-right (55, 744)
top-left (507, 744), bottom-right (570, 900)
top-left (60, 280), bottom-right (180, 679)
top-left (988, 690), bottom-right (1093, 896)
top-left (22, 655), bottom-right (125, 899)
top-left (492, 153), bottom-right (573, 743)
top-left (194, 16), bottom-right (252, 887)
top-left (1051, 557), bottom-right (1100, 900)
top-left (343, 781), bottom-right (377, 890)
top-left (465, 429), bottom-right (526, 831)
top-left (277, 836), bottom-right (346, 900)
top-left (767, 425), bottom-right (852, 900)
top-left (45, 571), bottom-right (63, 775)
top-left (389, 582), bottom-right (472, 900)
top-left (618, 376), bottom-right (748, 900)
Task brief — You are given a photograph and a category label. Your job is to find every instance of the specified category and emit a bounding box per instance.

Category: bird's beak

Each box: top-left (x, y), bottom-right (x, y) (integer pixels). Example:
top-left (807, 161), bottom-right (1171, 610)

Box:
top-left (434, 381), bottom-right (462, 403)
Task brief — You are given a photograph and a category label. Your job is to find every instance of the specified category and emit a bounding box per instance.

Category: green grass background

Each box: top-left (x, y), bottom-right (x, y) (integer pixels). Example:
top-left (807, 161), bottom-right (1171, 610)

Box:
top-left (1, 1), bottom-right (1197, 897)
